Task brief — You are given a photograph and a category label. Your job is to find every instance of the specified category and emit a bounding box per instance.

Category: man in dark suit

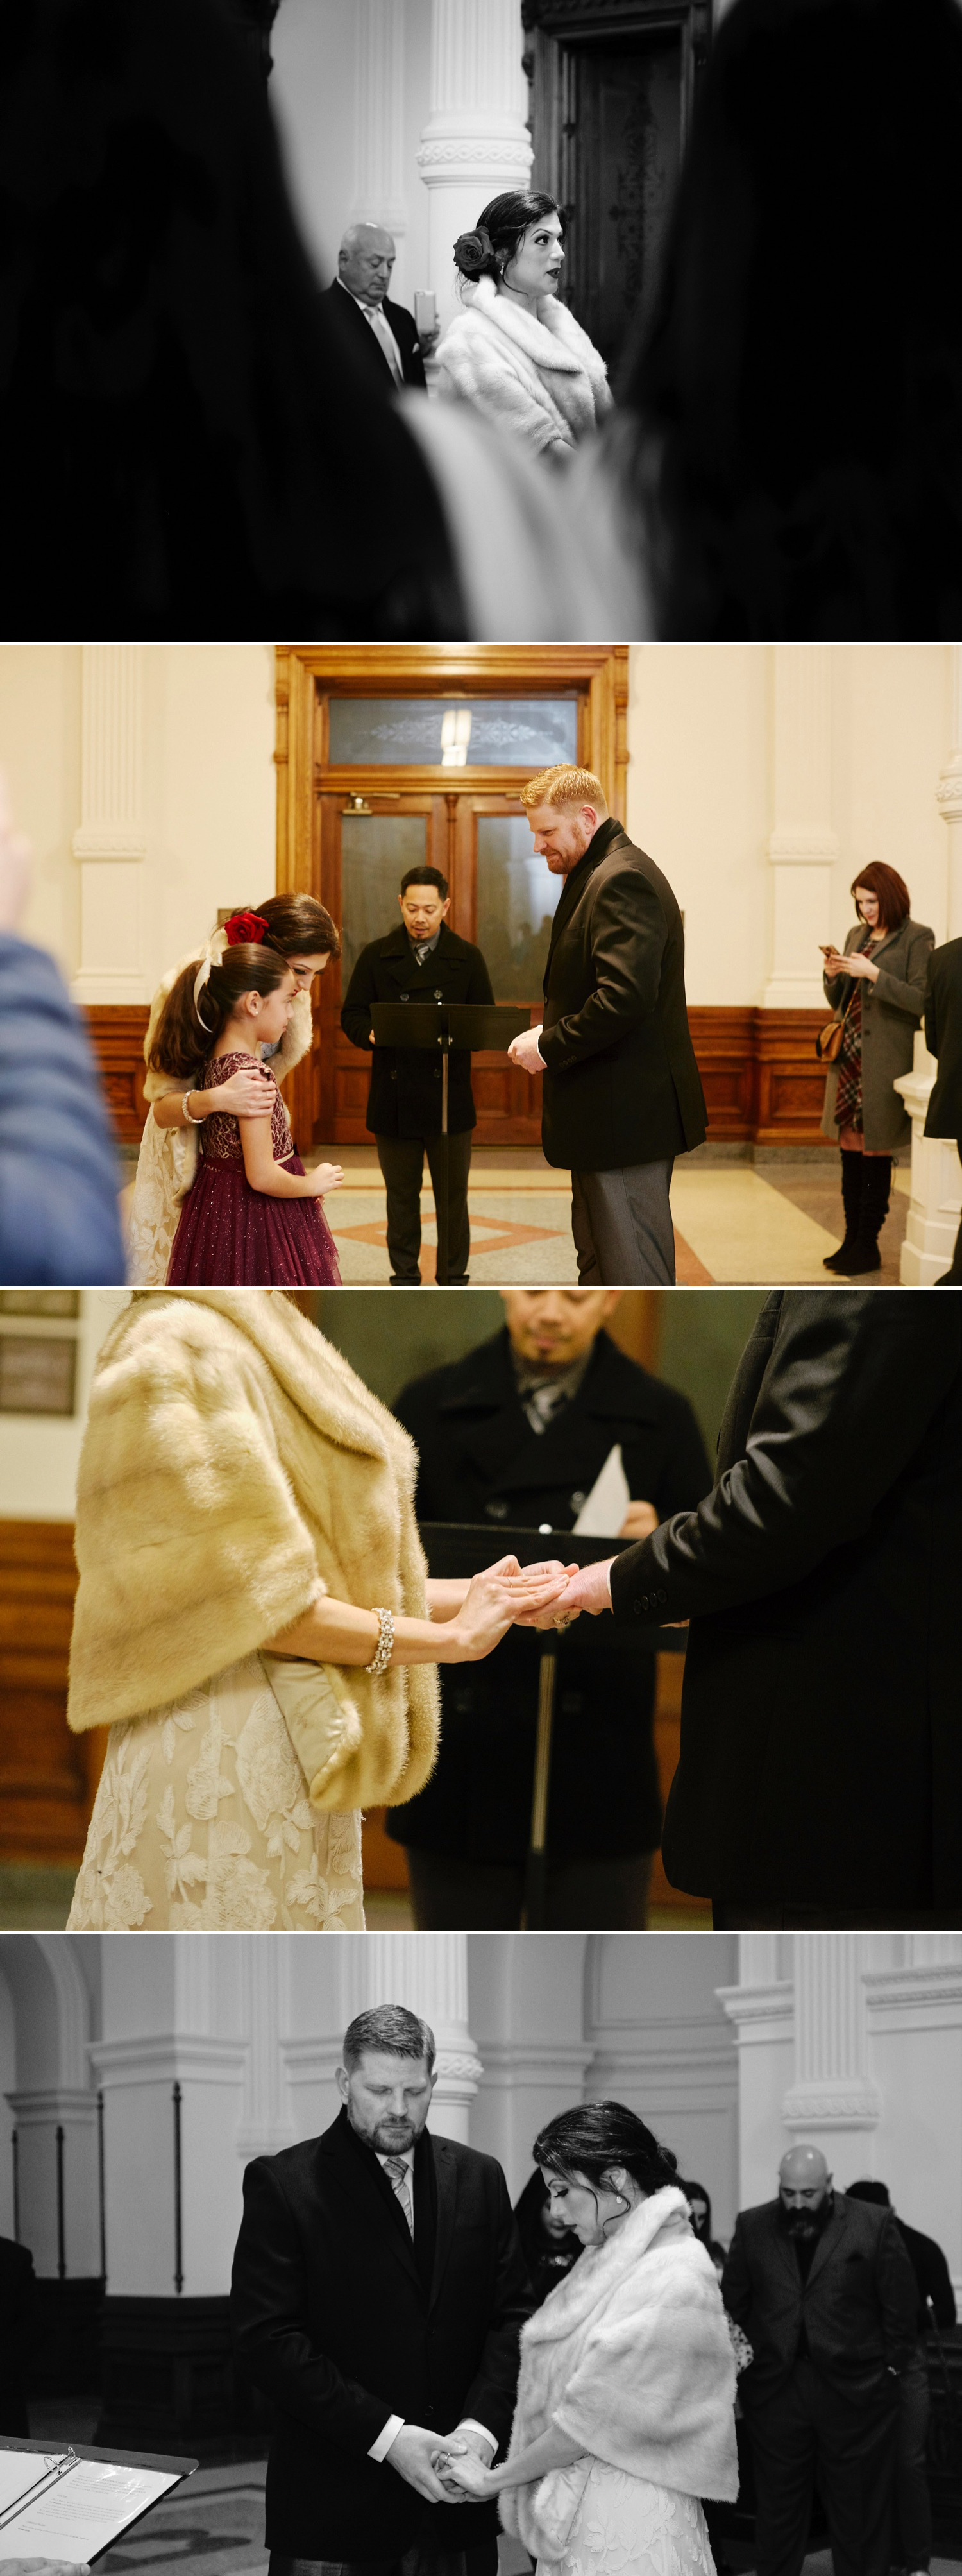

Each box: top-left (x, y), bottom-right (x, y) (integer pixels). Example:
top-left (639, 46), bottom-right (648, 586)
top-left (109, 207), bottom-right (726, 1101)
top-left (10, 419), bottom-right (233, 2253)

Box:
top-left (848, 2176), bottom-right (957, 2576)
top-left (723, 2145), bottom-right (918, 2576)
top-left (321, 223), bottom-right (433, 391)
top-left (923, 934), bottom-right (962, 1281)
top-left (507, 765), bottom-right (706, 1286)
top-left (385, 1288), bottom-right (711, 1928)
top-left (231, 2002), bottom-right (532, 2576)
top-left (0, 2231), bottom-right (38, 2435)
top-left (341, 866), bottom-right (494, 1283)
top-left (531, 1290), bottom-right (962, 1925)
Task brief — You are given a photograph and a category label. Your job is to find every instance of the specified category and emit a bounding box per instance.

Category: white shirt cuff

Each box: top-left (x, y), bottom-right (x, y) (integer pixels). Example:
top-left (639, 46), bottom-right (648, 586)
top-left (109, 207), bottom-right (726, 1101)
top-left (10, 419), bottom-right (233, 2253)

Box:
top-left (456, 2418), bottom-right (497, 2453)
top-left (369, 2413), bottom-right (405, 2463)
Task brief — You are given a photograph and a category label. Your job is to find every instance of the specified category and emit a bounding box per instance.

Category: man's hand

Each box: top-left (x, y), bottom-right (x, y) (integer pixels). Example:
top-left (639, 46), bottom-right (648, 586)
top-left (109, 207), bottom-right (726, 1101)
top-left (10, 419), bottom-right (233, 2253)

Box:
top-left (384, 2423), bottom-right (452, 2503)
top-left (528, 1556), bottom-right (616, 1625)
top-left (507, 1025), bottom-right (545, 1075)
top-left (0, 770), bottom-right (31, 934)
top-left (619, 1500), bottom-right (659, 1541)
top-left (433, 2424), bottom-right (494, 2497)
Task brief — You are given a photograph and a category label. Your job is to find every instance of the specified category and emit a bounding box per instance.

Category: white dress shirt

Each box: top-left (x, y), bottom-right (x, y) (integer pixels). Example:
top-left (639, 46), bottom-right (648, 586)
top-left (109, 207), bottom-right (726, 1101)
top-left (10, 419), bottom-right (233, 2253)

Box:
top-left (367, 2144), bottom-right (496, 2465)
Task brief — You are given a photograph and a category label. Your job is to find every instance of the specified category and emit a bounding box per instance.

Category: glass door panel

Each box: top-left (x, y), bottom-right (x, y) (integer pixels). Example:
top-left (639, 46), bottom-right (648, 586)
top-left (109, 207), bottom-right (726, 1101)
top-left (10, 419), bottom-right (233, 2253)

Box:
top-left (339, 812), bottom-right (428, 987)
top-left (475, 814), bottom-right (561, 1002)
top-left (328, 697), bottom-right (579, 769)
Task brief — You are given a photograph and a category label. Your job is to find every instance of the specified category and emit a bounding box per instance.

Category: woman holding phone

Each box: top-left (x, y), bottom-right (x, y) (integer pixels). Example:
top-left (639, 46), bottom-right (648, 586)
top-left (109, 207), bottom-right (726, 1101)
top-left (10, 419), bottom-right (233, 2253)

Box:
top-left (818, 863), bottom-right (933, 1274)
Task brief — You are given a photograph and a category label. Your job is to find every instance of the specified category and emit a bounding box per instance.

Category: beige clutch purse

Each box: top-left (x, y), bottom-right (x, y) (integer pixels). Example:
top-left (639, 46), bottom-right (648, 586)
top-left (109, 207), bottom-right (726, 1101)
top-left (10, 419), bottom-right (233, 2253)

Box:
top-left (259, 1652), bottom-right (363, 1809)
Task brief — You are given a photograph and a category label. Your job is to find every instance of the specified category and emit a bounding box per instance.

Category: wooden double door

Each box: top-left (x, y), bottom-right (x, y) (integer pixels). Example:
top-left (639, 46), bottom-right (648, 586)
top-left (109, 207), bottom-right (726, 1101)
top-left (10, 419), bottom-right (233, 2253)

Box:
top-left (316, 789), bottom-right (557, 1146)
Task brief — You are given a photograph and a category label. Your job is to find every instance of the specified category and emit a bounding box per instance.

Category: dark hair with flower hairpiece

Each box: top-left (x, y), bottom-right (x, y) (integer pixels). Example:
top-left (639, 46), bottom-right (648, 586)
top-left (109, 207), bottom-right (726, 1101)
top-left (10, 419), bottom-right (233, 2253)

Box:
top-left (453, 192), bottom-right (566, 292)
top-left (149, 943), bottom-right (294, 1080)
top-left (225, 908), bottom-right (269, 946)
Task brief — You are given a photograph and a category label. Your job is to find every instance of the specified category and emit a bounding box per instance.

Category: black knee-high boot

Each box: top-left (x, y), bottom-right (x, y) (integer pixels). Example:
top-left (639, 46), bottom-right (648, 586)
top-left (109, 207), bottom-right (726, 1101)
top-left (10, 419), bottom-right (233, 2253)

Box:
top-left (823, 1152), bottom-right (864, 1270)
top-left (845, 1154), bottom-right (892, 1272)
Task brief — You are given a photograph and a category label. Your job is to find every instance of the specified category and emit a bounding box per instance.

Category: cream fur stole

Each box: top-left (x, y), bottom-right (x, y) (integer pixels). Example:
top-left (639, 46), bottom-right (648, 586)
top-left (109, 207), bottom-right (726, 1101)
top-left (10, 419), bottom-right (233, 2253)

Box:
top-left (437, 278), bottom-right (612, 454)
top-left (67, 1290), bottom-right (439, 1812)
top-left (500, 2187), bottom-right (738, 2559)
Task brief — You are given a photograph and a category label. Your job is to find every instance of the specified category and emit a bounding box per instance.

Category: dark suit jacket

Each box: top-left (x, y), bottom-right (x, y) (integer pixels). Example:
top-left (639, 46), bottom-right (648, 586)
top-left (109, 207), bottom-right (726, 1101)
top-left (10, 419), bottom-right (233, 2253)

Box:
top-left (924, 935), bottom-right (962, 1139)
top-left (0, 2233), bottom-right (37, 2435)
top-left (609, 1290), bottom-right (962, 1907)
top-left (723, 2193), bottom-right (918, 2409)
top-left (537, 817), bottom-right (707, 1171)
top-left (896, 2217), bottom-right (958, 2334)
top-left (341, 919), bottom-right (494, 1137)
top-left (322, 280), bottom-right (428, 390)
top-left (386, 1326), bottom-right (710, 1860)
top-left (230, 2110), bottom-right (532, 2558)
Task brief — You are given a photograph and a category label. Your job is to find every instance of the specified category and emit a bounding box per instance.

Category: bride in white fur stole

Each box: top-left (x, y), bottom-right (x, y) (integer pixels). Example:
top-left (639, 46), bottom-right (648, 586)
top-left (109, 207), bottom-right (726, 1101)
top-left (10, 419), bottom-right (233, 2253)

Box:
top-left (439, 2102), bottom-right (738, 2576)
top-left (437, 192), bottom-right (612, 461)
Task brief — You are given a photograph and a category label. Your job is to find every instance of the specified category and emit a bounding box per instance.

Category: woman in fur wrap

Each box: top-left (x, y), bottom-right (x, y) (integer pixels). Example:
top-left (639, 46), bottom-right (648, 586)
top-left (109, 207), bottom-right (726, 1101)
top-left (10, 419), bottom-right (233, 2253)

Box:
top-left (65, 1290), bottom-right (569, 1932)
top-left (127, 894), bottom-right (339, 1286)
top-left (437, 192), bottom-right (612, 461)
top-left (440, 2102), bottom-right (738, 2576)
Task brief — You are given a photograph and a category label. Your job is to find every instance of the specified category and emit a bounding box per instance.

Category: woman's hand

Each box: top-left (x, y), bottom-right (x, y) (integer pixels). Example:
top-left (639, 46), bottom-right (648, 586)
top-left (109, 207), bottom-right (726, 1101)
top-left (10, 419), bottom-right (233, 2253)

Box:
top-left (213, 1064), bottom-right (276, 1118)
top-left (434, 2447), bottom-right (496, 2500)
top-left (305, 1161), bottom-right (344, 1196)
top-left (823, 948), bottom-right (878, 982)
top-left (518, 1557), bottom-right (616, 1627)
top-left (445, 1557), bottom-right (575, 1662)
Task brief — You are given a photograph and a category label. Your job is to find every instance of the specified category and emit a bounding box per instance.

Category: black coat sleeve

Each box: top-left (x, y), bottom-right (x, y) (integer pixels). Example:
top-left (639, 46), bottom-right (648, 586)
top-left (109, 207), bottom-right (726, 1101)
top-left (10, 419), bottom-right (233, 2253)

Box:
top-left (457, 2165), bottom-right (535, 2449)
top-left (878, 2214), bottom-right (922, 2373)
top-left (340, 944), bottom-right (378, 1053)
top-left (611, 1293), bottom-right (960, 1626)
top-left (539, 868), bottom-right (668, 1073)
top-left (230, 2160), bottom-right (392, 2454)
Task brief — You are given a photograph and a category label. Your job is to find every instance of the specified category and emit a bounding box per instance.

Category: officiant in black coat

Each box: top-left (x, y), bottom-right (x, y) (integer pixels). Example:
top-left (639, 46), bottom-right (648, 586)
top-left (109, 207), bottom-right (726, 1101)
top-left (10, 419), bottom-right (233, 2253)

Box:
top-left (386, 1291), bottom-right (710, 1928)
top-left (231, 2004), bottom-right (532, 2576)
top-left (341, 866), bottom-right (493, 1283)
top-left (924, 933), bottom-right (962, 1281)
top-left (595, 1289), bottom-right (962, 1925)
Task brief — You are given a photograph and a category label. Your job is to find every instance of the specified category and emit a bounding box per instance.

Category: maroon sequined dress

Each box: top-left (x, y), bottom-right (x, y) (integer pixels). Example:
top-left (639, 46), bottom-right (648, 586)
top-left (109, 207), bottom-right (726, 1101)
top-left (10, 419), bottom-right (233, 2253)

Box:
top-left (166, 1051), bottom-right (342, 1285)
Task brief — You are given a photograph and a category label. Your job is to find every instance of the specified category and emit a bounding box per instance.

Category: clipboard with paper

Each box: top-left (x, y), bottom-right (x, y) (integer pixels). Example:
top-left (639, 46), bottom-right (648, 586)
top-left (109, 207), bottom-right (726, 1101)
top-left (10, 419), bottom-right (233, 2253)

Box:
top-left (0, 2437), bottom-right (197, 2563)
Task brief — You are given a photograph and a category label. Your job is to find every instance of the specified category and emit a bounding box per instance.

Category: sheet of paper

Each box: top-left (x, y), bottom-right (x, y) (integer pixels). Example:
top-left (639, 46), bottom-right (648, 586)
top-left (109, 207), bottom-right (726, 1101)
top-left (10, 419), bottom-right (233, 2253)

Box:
top-left (0, 2454), bottom-right (61, 2519)
top-left (572, 1442), bottom-right (630, 1538)
top-left (9, 2459), bottom-right (180, 2562)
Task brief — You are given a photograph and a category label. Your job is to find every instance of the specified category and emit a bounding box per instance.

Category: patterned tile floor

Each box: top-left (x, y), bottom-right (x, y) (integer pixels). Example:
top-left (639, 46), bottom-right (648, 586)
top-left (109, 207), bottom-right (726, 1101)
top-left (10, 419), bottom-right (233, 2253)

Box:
top-left (316, 1149), bottom-right (913, 1287)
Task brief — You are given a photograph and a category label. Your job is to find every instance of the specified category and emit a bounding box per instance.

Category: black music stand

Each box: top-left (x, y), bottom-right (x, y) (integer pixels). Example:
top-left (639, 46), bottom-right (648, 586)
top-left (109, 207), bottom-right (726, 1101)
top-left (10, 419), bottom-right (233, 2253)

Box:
top-left (369, 1002), bottom-right (532, 1284)
top-left (418, 1522), bottom-right (685, 1931)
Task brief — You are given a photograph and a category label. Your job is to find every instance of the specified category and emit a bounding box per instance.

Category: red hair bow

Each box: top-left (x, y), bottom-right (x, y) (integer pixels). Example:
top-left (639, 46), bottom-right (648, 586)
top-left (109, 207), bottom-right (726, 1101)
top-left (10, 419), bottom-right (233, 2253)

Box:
top-left (225, 910), bottom-right (270, 946)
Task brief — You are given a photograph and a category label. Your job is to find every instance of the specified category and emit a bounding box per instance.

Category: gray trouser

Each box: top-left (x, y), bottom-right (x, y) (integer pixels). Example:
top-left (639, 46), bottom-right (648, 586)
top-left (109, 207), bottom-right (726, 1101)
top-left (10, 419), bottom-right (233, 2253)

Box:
top-left (375, 1130), bottom-right (472, 1281)
top-left (571, 1160), bottom-right (675, 1284)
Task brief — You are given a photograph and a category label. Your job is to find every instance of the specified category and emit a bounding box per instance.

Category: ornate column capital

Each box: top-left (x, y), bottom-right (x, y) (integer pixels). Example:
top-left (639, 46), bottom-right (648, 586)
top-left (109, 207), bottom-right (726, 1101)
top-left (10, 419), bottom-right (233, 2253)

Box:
top-left (418, 0), bottom-right (533, 323)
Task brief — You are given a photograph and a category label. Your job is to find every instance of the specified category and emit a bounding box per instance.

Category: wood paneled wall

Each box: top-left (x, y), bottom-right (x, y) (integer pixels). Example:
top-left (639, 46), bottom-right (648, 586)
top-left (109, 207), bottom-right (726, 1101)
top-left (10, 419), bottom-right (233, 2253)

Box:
top-left (0, 1522), bottom-right (106, 1861)
top-left (85, 1005), bottom-right (831, 1152)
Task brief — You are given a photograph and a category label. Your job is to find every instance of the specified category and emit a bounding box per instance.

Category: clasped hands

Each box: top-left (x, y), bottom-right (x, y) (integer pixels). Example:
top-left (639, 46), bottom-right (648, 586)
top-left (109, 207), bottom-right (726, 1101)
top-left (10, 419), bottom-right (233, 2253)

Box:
top-left (385, 2422), bottom-right (495, 2503)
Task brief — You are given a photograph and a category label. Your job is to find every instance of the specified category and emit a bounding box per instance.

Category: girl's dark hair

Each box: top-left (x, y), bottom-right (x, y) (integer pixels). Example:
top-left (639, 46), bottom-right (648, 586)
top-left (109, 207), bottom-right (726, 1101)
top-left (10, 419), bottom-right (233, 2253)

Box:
top-left (453, 192), bottom-right (566, 287)
top-left (850, 861), bottom-right (910, 933)
top-left (253, 893), bottom-right (341, 960)
top-left (621, 0), bottom-right (962, 639)
top-left (532, 2101), bottom-right (680, 2200)
top-left (149, 943), bottom-right (292, 1079)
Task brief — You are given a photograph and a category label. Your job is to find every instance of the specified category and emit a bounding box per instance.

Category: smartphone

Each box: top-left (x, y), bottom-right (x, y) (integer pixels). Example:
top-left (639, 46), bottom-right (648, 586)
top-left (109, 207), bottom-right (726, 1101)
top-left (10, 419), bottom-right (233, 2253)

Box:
top-left (414, 289), bottom-right (437, 341)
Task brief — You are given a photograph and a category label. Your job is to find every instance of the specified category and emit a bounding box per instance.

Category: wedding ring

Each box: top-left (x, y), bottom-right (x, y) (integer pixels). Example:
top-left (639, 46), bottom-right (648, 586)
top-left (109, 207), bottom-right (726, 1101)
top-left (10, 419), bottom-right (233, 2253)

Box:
top-left (553, 1612), bottom-right (573, 1631)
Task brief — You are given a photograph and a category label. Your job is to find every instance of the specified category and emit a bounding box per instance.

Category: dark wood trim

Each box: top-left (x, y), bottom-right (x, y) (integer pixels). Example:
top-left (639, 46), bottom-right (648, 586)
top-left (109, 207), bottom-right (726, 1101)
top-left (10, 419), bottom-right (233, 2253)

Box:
top-left (0, 1520), bottom-right (106, 1862)
top-left (83, 1006), bottom-right (149, 1143)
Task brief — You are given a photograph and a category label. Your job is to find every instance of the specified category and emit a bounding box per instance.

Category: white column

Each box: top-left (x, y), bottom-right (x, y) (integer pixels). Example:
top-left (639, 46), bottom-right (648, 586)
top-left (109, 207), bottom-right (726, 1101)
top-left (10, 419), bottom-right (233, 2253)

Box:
top-left (71, 644), bottom-right (149, 1005)
top-left (899, 656), bottom-right (962, 1278)
top-left (340, 1934), bottom-right (482, 2140)
top-left (763, 647), bottom-right (838, 1007)
top-left (89, 2033), bottom-right (247, 2297)
top-left (781, 1938), bottom-right (881, 2173)
top-left (717, 1966), bottom-right (795, 2212)
top-left (237, 1940), bottom-right (296, 2162)
top-left (936, 644), bottom-right (962, 940)
top-left (417, 0), bottom-right (532, 330)
top-left (5, 2088), bottom-right (101, 2278)
top-left (351, 0), bottom-right (410, 308)
top-left (863, 1951), bottom-right (962, 2301)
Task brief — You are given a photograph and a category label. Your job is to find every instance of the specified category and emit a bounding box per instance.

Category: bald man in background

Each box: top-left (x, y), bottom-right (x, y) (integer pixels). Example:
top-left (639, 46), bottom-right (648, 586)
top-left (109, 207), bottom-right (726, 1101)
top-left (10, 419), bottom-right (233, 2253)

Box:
top-left (723, 2145), bottom-right (918, 2576)
top-left (322, 221), bottom-right (435, 391)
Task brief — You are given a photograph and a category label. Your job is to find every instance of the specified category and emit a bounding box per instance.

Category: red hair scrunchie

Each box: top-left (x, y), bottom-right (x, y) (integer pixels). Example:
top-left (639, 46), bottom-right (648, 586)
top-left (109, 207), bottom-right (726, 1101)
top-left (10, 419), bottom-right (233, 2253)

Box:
top-left (225, 909), bottom-right (270, 946)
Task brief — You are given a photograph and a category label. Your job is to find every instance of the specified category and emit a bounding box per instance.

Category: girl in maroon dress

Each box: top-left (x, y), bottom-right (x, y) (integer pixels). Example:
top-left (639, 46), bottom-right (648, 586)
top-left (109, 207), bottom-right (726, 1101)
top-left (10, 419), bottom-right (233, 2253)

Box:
top-left (156, 919), bottom-right (342, 1285)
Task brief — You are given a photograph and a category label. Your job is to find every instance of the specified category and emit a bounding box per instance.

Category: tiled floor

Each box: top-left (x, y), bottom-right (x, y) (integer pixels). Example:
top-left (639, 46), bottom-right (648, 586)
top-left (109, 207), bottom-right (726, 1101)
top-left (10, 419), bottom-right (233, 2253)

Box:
top-left (316, 1147), bottom-right (913, 1286)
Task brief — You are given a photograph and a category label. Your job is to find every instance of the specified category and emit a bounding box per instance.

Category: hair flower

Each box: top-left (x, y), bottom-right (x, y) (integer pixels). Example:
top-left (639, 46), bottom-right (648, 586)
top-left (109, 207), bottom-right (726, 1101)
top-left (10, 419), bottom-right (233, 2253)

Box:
top-left (225, 910), bottom-right (270, 946)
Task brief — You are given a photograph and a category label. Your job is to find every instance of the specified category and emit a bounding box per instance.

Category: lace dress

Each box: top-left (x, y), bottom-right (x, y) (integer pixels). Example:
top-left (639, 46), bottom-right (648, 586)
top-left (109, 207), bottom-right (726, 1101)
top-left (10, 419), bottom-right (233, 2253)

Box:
top-left (66, 1652), bottom-right (364, 1931)
top-left (537, 2461), bottom-right (715, 2576)
top-left (166, 1050), bottom-right (341, 1285)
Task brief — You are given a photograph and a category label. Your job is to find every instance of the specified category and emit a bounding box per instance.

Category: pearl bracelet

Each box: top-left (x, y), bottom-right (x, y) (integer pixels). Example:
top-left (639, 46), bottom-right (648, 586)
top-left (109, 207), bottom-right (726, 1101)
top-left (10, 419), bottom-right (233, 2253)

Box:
top-left (181, 1091), bottom-right (204, 1126)
top-left (365, 1607), bottom-right (395, 1676)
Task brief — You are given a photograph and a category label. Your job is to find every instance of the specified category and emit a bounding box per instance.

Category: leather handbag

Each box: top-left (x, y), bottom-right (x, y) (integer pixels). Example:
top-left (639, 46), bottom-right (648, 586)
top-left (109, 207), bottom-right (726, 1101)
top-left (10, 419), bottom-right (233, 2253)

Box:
top-left (816, 980), bottom-right (857, 1062)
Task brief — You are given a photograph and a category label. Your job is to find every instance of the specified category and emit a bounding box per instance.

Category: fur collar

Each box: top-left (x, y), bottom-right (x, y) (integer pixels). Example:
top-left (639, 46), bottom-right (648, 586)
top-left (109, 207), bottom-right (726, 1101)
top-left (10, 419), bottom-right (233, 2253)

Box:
top-left (523, 2187), bottom-right (695, 2347)
top-left (460, 275), bottom-right (606, 384)
top-left (122, 1288), bottom-right (416, 1481)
